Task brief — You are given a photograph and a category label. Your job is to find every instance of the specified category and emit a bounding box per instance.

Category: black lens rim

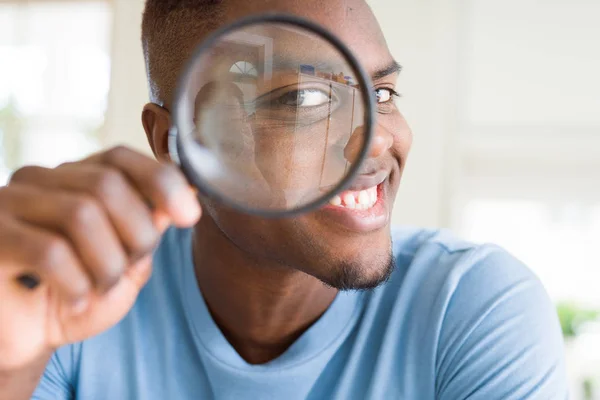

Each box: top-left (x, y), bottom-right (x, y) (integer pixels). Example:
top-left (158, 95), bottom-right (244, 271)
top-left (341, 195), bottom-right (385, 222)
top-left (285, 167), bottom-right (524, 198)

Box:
top-left (171, 12), bottom-right (375, 218)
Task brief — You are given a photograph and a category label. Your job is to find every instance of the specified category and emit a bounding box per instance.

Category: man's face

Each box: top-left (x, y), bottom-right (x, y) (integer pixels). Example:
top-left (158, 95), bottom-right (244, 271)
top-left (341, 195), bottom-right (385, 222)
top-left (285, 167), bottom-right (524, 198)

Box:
top-left (178, 0), bottom-right (412, 290)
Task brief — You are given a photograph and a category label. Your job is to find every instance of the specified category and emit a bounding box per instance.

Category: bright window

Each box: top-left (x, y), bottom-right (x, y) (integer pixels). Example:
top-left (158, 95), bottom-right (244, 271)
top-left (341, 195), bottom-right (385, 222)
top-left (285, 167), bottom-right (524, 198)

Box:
top-left (0, 1), bottom-right (112, 185)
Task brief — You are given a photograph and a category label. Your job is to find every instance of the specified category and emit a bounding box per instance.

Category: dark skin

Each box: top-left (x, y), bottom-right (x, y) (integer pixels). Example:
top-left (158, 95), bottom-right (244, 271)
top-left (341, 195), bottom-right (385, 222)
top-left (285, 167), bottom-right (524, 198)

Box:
top-left (0, 149), bottom-right (201, 399)
top-left (0, 1), bottom-right (410, 398)
top-left (143, 0), bottom-right (412, 363)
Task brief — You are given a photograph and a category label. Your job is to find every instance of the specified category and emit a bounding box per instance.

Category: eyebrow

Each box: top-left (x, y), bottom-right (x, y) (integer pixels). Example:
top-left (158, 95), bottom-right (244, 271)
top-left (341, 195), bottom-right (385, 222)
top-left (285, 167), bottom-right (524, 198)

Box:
top-left (372, 60), bottom-right (402, 81)
top-left (269, 55), bottom-right (402, 81)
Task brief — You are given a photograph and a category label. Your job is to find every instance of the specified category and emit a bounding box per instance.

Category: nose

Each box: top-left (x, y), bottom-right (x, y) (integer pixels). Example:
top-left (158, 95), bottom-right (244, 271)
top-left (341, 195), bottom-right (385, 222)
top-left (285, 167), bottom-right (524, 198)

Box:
top-left (344, 124), bottom-right (394, 162)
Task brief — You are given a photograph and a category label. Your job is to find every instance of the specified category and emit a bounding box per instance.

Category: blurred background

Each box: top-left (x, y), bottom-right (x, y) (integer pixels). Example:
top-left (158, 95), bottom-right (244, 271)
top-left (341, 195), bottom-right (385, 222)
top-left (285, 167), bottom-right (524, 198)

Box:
top-left (0, 0), bottom-right (598, 397)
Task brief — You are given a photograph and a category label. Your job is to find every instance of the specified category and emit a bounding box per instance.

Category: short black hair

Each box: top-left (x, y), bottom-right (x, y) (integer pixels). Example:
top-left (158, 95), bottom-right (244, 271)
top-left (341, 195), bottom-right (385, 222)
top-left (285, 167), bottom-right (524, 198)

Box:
top-left (142, 0), bottom-right (225, 105)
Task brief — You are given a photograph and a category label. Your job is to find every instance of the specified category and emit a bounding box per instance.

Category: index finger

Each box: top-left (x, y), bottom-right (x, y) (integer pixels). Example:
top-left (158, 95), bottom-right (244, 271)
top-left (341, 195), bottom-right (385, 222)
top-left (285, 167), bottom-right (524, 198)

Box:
top-left (83, 146), bottom-right (201, 227)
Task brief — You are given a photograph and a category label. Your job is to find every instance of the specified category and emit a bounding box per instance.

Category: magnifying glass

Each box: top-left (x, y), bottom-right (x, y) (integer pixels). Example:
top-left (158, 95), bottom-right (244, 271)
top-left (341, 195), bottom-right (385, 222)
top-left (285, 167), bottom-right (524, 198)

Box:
top-left (169, 13), bottom-right (375, 217)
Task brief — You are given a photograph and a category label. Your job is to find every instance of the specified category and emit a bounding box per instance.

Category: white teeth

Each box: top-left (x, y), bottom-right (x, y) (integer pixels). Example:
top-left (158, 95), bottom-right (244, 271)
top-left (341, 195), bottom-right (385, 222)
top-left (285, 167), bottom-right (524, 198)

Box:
top-left (358, 190), bottom-right (370, 205)
top-left (343, 193), bottom-right (356, 207)
top-left (330, 185), bottom-right (379, 210)
top-left (329, 195), bottom-right (342, 206)
top-left (369, 188), bottom-right (377, 203)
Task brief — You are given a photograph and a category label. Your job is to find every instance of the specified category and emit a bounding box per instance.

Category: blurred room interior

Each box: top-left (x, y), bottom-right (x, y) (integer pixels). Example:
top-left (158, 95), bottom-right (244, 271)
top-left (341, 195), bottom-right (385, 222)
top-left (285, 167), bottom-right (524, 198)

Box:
top-left (0, 0), bottom-right (598, 398)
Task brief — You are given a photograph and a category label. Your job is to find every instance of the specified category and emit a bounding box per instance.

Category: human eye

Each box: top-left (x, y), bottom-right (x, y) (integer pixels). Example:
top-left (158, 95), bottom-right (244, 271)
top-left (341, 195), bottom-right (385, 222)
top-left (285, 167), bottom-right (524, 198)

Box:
top-left (252, 83), bottom-right (341, 125)
top-left (375, 87), bottom-right (400, 104)
top-left (277, 88), bottom-right (332, 108)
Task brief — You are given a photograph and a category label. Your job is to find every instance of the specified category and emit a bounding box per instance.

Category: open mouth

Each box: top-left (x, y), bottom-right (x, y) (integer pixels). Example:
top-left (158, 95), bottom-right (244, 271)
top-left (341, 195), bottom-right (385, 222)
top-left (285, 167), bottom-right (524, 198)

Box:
top-left (325, 169), bottom-right (388, 211)
top-left (316, 168), bottom-right (393, 233)
top-left (318, 180), bottom-right (389, 233)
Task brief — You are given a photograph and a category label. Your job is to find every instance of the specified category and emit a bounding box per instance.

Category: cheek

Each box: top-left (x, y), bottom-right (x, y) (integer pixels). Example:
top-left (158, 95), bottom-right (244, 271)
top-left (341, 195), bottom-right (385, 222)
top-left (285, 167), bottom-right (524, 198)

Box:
top-left (379, 111), bottom-right (413, 157)
top-left (202, 200), bottom-right (297, 258)
top-left (397, 113), bottom-right (413, 155)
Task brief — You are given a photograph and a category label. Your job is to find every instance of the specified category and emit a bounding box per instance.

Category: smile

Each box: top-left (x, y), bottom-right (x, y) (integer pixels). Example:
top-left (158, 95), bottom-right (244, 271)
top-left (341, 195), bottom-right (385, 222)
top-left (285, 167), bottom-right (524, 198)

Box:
top-left (318, 176), bottom-right (390, 234)
top-left (328, 185), bottom-right (379, 210)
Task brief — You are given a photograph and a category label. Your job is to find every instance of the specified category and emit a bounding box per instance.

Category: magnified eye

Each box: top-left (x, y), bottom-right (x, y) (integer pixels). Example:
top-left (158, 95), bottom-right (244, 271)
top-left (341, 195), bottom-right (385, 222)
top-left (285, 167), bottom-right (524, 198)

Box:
top-left (278, 89), bottom-right (331, 107)
top-left (252, 83), bottom-right (341, 125)
top-left (375, 88), bottom-right (399, 104)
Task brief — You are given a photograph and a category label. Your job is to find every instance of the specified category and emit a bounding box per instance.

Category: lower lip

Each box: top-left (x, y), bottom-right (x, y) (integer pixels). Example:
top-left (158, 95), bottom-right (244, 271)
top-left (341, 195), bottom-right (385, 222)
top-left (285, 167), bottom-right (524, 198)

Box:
top-left (318, 183), bottom-right (389, 233)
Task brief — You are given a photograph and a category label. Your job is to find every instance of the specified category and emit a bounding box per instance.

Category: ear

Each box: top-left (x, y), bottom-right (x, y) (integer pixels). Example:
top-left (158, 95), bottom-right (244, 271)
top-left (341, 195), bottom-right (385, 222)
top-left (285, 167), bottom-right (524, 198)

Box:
top-left (142, 103), bottom-right (172, 163)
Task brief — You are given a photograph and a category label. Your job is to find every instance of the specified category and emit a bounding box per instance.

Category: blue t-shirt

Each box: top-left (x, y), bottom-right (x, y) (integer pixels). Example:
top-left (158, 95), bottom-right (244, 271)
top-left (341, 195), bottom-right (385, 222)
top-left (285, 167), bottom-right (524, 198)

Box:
top-left (33, 227), bottom-right (568, 399)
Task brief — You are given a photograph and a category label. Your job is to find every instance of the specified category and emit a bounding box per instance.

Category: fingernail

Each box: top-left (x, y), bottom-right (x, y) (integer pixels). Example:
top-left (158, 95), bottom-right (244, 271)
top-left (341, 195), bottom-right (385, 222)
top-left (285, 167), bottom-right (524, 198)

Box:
top-left (71, 297), bottom-right (89, 316)
top-left (177, 187), bottom-right (201, 223)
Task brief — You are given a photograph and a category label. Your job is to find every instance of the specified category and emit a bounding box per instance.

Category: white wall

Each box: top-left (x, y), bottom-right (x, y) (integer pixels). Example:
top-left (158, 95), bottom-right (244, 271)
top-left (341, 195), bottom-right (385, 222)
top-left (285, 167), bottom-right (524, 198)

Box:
top-left (102, 0), bottom-right (150, 154)
top-left (369, 0), bottom-right (460, 229)
top-left (370, 0), bottom-right (600, 229)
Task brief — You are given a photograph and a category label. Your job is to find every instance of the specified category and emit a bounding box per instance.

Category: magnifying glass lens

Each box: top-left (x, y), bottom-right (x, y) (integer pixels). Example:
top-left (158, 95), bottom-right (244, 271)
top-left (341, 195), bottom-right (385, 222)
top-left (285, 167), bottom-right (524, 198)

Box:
top-left (174, 18), bottom-right (372, 215)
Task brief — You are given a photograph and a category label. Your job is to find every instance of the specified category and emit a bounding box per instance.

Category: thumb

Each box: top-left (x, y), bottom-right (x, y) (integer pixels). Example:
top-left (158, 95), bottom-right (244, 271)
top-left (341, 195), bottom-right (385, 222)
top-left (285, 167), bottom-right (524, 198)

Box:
top-left (124, 254), bottom-right (153, 291)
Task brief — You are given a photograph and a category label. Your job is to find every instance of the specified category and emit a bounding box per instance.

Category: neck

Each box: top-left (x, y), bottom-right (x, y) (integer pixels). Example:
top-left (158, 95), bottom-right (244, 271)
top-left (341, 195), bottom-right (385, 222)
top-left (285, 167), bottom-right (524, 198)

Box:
top-left (192, 217), bottom-right (338, 365)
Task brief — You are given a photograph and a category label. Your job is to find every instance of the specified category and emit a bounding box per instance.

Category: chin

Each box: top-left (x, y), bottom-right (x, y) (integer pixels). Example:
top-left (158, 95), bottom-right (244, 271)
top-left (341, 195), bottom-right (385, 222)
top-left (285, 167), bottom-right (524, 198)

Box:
top-left (318, 251), bottom-right (396, 291)
top-left (300, 221), bottom-right (395, 291)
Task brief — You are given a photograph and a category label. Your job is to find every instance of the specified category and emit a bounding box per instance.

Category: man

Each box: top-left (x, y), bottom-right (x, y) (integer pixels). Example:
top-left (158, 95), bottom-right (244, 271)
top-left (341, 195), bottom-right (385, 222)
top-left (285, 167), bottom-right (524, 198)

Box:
top-left (0, 0), bottom-right (568, 399)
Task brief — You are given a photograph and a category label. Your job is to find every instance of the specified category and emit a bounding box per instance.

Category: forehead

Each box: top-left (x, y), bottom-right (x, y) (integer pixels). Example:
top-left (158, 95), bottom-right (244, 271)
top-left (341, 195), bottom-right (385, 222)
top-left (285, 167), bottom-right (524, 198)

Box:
top-left (216, 0), bottom-right (391, 74)
top-left (159, 0), bottom-right (394, 107)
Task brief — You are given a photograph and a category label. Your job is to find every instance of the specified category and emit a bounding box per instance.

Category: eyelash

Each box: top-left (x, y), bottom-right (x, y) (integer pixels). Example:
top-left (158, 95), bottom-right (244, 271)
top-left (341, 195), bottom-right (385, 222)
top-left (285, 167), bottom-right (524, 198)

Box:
top-left (376, 87), bottom-right (401, 103)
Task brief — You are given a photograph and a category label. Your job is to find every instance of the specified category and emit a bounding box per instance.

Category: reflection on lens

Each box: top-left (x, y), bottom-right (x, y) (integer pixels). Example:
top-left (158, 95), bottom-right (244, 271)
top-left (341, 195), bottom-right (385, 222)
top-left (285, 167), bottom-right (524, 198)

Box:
top-left (175, 19), bottom-right (370, 212)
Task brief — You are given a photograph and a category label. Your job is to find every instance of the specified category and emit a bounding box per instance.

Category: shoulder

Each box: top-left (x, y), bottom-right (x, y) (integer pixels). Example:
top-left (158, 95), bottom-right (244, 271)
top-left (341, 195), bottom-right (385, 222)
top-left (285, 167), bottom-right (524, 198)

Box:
top-left (387, 225), bottom-right (557, 345)
top-left (386, 226), bottom-right (568, 399)
top-left (388, 226), bottom-right (536, 295)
